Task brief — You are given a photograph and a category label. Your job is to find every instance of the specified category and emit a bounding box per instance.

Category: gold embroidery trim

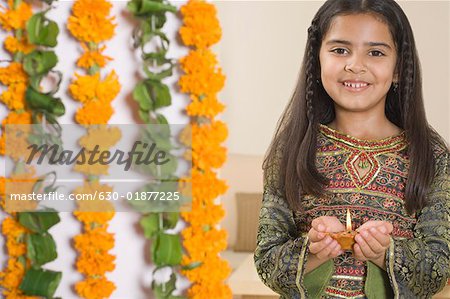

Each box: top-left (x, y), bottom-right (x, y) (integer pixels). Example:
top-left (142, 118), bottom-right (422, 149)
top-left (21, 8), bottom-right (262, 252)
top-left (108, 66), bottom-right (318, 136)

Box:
top-left (332, 275), bottom-right (365, 281)
top-left (388, 237), bottom-right (400, 299)
top-left (319, 124), bottom-right (407, 151)
top-left (296, 234), bottom-right (309, 299)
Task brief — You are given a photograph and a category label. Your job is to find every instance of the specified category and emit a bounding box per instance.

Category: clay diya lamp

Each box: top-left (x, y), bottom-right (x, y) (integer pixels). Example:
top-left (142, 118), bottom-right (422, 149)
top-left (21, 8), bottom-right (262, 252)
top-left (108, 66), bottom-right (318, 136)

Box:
top-left (328, 209), bottom-right (358, 251)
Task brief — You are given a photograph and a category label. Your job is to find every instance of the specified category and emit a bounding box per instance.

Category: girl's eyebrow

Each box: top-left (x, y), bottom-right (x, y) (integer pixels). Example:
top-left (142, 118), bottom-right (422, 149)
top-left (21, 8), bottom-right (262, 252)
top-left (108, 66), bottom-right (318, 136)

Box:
top-left (325, 39), bottom-right (393, 50)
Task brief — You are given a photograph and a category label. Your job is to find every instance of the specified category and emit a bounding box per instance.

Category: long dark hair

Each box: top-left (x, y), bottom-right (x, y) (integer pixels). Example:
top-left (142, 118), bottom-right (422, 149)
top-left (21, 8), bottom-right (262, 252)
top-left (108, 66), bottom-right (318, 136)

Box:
top-left (263, 0), bottom-right (447, 215)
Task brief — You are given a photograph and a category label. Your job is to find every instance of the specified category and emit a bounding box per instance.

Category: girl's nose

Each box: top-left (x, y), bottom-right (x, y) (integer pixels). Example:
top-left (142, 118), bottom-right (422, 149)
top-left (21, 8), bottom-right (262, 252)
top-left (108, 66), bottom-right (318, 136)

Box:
top-left (344, 56), bottom-right (367, 74)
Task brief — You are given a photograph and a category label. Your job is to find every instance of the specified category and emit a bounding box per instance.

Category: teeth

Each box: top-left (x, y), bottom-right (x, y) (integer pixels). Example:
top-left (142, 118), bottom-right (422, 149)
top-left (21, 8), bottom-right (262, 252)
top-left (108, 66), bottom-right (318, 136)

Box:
top-left (344, 82), bottom-right (368, 88)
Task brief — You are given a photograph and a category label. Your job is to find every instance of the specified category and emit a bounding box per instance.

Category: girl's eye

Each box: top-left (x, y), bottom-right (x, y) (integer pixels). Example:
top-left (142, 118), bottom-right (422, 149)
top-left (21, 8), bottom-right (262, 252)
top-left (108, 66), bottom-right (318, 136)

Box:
top-left (369, 50), bottom-right (385, 57)
top-left (331, 48), bottom-right (348, 55)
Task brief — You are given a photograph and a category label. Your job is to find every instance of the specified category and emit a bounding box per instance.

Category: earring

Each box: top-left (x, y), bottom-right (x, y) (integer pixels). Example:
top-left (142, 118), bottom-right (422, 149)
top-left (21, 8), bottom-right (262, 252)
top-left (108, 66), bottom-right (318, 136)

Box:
top-left (393, 82), bottom-right (398, 92)
top-left (316, 79), bottom-right (321, 85)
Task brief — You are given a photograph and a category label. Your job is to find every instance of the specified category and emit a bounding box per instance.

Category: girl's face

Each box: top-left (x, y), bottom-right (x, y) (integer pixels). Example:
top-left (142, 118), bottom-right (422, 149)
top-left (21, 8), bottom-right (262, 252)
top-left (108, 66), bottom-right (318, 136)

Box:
top-left (319, 13), bottom-right (397, 115)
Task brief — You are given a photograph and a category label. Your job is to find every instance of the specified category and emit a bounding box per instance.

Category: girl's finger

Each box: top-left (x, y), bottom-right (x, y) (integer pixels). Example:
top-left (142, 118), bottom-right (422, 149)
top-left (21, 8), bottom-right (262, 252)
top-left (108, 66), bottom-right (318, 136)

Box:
top-left (309, 236), bottom-right (332, 254)
top-left (315, 239), bottom-right (338, 260)
top-left (311, 218), bottom-right (326, 232)
top-left (383, 222), bottom-right (394, 234)
top-left (353, 244), bottom-right (367, 261)
top-left (361, 229), bottom-right (384, 253)
top-left (355, 233), bottom-right (377, 258)
top-left (358, 220), bottom-right (385, 231)
top-left (330, 242), bottom-right (343, 258)
top-left (370, 227), bottom-right (391, 248)
top-left (308, 228), bottom-right (325, 243)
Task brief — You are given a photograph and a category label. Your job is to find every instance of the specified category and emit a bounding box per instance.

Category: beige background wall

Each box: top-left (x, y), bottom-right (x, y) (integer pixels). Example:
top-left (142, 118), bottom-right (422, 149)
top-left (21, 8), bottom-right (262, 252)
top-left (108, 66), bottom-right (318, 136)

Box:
top-left (216, 1), bottom-right (450, 249)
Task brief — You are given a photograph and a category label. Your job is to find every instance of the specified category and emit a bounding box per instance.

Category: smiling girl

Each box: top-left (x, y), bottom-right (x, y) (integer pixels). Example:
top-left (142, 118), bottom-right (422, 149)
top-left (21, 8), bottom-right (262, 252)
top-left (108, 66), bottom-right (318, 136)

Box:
top-left (254, 0), bottom-right (450, 298)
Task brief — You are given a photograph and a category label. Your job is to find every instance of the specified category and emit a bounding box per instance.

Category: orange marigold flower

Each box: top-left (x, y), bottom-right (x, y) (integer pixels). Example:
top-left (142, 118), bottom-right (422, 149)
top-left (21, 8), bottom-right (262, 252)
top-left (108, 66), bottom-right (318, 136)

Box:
top-left (179, 0), bottom-right (221, 48)
top-left (69, 73), bottom-right (100, 103)
top-left (181, 227), bottom-right (228, 258)
top-left (179, 68), bottom-right (225, 97)
top-left (194, 121), bottom-right (228, 144)
top-left (67, 14), bottom-right (116, 44)
top-left (75, 277), bottom-right (116, 299)
top-left (1, 217), bottom-right (28, 239)
top-left (4, 35), bottom-right (35, 54)
top-left (181, 255), bottom-right (231, 284)
top-left (181, 201), bottom-right (225, 228)
top-left (183, 149), bottom-right (192, 162)
top-left (72, 182), bottom-right (115, 227)
top-left (179, 49), bottom-right (218, 74)
top-left (0, 1), bottom-right (33, 31)
top-left (0, 259), bottom-right (25, 291)
top-left (186, 95), bottom-right (224, 119)
top-left (79, 125), bottom-right (121, 151)
top-left (6, 237), bottom-right (26, 257)
top-left (96, 70), bottom-right (120, 103)
top-left (75, 101), bottom-right (114, 125)
top-left (190, 121), bottom-right (228, 169)
top-left (188, 168), bottom-right (227, 202)
top-left (76, 251), bottom-right (115, 276)
top-left (77, 44), bottom-right (112, 69)
top-left (192, 145), bottom-right (226, 169)
top-left (72, 0), bottom-right (112, 19)
top-left (178, 176), bottom-right (192, 199)
top-left (0, 111), bottom-right (31, 160)
top-left (0, 111), bottom-right (32, 162)
top-left (178, 49), bottom-right (225, 97)
top-left (74, 211), bottom-right (115, 229)
top-left (72, 181), bottom-right (115, 213)
top-left (191, 142), bottom-right (226, 170)
top-left (0, 62), bottom-right (27, 85)
top-left (187, 282), bottom-right (232, 299)
top-left (74, 227), bottom-right (114, 252)
top-left (3, 169), bottom-right (38, 212)
top-left (179, 125), bottom-right (192, 147)
top-left (2, 111), bottom-right (32, 127)
top-left (69, 71), bottom-right (120, 104)
top-left (75, 197), bottom-right (115, 213)
top-left (2, 131), bottom-right (32, 162)
top-left (0, 82), bottom-right (27, 110)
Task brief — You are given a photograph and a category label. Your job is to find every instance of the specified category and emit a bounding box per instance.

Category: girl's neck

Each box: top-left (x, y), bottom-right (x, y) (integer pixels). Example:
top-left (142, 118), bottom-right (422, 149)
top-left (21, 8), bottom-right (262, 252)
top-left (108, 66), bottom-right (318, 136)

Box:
top-left (327, 114), bottom-right (402, 140)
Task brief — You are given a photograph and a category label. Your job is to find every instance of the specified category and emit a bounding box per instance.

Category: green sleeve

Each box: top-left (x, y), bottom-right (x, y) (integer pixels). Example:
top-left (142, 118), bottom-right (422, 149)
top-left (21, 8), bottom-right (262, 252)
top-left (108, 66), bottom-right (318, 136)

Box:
top-left (254, 190), bottom-right (310, 298)
top-left (386, 152), bottom-right (450, 298)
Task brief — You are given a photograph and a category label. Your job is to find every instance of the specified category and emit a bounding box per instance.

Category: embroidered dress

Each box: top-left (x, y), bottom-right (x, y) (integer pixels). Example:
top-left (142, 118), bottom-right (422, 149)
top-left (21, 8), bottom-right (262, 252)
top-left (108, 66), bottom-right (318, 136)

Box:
top-left (254, 124), bottom-right (450, 299)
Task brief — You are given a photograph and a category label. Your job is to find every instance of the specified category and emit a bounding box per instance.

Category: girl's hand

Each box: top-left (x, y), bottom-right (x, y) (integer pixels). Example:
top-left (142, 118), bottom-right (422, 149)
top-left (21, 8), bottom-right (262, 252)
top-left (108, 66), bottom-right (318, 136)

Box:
top-left (354, 221), bottom-right (393, 268)
top-left (308, 216), bottom-right (345, 261)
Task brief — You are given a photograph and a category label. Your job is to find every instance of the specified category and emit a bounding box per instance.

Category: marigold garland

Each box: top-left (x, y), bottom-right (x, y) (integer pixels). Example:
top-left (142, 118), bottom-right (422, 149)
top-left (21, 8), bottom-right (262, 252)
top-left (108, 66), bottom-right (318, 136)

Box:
top-left (0, 0), bottom-right (43, 297)
top-left (67, 0), bottom-right (121, 297)
top-left (126, 0), bottom-right (183, 296)
top-left (178, 1), bottom-right (231, 298)
top-left (0, 168), bottom-right (40, 299)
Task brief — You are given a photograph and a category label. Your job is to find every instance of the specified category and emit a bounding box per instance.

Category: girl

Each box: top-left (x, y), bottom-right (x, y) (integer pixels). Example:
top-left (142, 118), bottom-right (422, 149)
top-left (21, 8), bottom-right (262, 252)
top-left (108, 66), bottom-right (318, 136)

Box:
top-left (254, 0), bottom-right (450, 298)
